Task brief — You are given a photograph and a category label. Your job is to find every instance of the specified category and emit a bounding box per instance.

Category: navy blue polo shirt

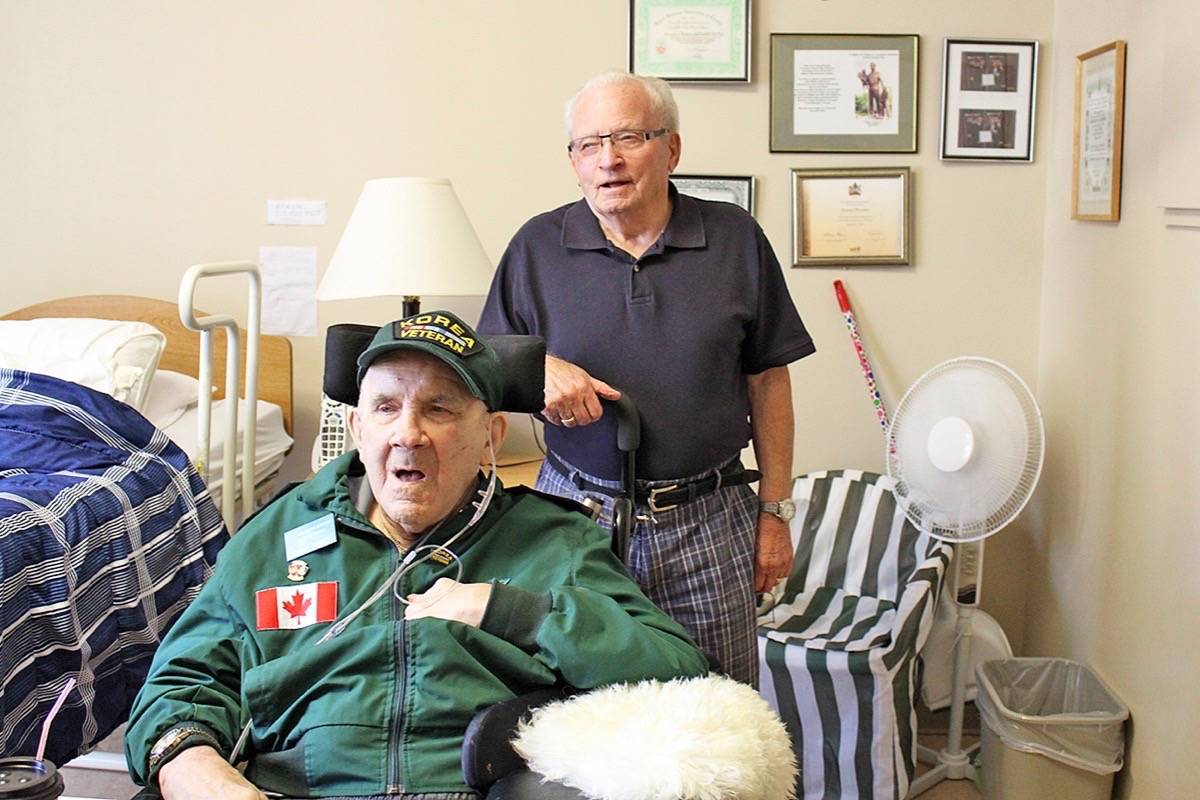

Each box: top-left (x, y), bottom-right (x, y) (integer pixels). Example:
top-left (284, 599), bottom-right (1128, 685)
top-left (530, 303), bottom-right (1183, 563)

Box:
top-left (479, 187), bottom-right (815, 480)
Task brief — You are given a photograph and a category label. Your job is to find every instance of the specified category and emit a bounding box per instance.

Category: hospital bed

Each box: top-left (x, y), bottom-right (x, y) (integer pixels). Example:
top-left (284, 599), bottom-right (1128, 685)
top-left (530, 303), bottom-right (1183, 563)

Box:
top-left (2, 292), bottom-right (295, 508)
top-left (0, 285), bottom-right (293, 768)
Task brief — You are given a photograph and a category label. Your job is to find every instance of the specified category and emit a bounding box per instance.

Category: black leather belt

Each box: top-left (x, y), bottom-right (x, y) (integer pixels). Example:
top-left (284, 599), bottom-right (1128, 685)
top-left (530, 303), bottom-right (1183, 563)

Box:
top-left (545, 452), bottom-right (761, 513)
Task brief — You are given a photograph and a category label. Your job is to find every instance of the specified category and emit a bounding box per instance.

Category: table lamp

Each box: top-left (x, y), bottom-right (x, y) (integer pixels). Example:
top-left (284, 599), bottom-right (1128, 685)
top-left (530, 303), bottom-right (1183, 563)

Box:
top-left (316, 176), bottom-right (494, 314)
top-left (312, 177), bottom-right (495, 469)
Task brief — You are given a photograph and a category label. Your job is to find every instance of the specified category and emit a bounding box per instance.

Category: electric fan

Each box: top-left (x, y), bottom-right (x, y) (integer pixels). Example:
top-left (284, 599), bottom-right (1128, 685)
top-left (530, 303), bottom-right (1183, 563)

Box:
top-left (887, 357), bottom-right (1044, 797)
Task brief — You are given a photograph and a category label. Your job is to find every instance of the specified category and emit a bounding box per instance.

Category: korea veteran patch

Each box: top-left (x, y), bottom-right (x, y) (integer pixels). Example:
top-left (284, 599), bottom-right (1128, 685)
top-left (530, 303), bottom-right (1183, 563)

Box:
top-left (394, 313), bottom-right (484, 356)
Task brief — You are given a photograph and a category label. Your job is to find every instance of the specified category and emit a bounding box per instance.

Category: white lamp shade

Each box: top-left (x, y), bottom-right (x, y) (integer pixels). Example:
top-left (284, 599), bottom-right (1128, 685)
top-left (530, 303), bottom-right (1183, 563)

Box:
top-left (317, 177), bottom-right (494, 301)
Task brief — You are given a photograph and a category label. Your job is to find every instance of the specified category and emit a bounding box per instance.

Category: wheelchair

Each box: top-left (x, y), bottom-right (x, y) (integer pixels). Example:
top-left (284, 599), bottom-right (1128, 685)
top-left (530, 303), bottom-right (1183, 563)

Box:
top-left (121, 325), bottom-right (606, 799)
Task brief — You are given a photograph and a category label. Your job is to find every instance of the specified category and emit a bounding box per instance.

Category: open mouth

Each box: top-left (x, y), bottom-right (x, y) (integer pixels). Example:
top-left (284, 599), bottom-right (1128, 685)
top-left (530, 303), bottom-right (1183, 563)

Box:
top-left (392, 468), bottom-right (427, 483)
top-left (599, 179), bottom-right (632, 190)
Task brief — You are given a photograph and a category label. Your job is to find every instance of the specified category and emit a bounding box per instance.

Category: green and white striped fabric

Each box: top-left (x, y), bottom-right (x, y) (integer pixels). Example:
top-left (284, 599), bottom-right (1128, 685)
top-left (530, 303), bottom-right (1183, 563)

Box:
top-left (757, 470), bottom-right (952, 800)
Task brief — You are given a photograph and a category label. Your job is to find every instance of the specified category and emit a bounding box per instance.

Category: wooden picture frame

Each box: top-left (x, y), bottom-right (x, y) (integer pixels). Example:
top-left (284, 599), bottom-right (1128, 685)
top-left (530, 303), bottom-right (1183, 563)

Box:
top-left (791, 167), bottom-right (912, 267)
top-left (1072, 40), bottom-right (1127, 221)
top-left (770, 33), bottom-right (919, 153)
top-left (670, 174), bottom-right (755, 214)
top-left (939, 38), bottom-right (1039, 162)
top-left (629, 0), bottom-right (751, 82)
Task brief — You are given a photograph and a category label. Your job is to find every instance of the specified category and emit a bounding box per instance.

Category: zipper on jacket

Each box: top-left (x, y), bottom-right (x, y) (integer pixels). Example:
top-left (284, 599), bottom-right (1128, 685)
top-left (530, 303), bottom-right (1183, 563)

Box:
top-left (387, 543), bottom-right (408, 794)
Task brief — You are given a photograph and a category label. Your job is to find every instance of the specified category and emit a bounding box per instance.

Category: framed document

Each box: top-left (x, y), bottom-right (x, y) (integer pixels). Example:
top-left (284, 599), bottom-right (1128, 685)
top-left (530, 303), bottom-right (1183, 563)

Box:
top-left (670, 174), bottom-right (755, 214)
top-left (629, 0), bottom-right (751, 82)
top-left (770, 33), bottom-right (918, 153)
top-left (1072, 40), bottom-right (1127, 221)
top-left (940, 38), bottom-right (1039, 161)
top-left (791, 167), bottom-right (912, 266)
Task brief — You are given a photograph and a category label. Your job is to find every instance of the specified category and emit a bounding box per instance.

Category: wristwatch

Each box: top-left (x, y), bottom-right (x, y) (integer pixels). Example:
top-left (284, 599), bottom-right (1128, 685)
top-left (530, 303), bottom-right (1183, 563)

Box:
top-left (148, 724), bottom-right (219, 772)
top-left (759, 498), bottom-right (796, 522)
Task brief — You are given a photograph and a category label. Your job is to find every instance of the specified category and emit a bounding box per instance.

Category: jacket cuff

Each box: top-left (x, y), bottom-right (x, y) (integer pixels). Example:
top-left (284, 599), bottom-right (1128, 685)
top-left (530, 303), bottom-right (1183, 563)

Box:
top-left (479, 581), bottom-right (551, 652)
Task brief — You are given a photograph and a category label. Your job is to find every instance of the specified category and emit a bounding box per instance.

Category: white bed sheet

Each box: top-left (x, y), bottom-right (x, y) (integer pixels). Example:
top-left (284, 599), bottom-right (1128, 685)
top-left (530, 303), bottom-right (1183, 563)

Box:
top-left (154, 398), bottom-right (294, 498)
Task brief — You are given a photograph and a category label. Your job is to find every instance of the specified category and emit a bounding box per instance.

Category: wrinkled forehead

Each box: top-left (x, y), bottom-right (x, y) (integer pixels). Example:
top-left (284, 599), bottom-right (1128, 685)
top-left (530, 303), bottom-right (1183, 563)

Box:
top-left (572, 82), bottom-right (656, 135)
top-left (360, 349), bottom-right (478, 405)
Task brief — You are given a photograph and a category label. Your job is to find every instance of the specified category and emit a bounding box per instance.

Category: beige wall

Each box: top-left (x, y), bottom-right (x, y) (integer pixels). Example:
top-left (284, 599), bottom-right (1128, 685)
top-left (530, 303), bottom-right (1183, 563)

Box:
top-left (1030, 1), bottom-right (1200, 797)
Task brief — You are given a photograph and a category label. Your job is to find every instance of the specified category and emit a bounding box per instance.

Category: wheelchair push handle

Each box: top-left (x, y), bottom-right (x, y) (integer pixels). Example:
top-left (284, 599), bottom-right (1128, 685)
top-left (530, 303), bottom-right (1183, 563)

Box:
top-left (610, 393), bottom-right (640, 453)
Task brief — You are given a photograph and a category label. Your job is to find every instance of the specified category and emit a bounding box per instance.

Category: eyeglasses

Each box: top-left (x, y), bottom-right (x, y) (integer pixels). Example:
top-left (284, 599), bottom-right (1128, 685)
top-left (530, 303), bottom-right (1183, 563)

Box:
top-left (567, 128), bottom-right (669, 158)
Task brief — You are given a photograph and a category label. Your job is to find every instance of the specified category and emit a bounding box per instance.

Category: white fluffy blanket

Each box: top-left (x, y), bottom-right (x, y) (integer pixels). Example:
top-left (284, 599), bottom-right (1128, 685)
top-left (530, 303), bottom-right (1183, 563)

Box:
top-left (511, 675), bottom-right (797, 800)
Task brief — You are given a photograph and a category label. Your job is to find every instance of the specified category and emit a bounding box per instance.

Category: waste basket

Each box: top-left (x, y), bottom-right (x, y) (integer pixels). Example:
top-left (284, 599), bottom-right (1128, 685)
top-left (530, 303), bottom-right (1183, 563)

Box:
top-left (975, 658), bottom-right (1128, 800)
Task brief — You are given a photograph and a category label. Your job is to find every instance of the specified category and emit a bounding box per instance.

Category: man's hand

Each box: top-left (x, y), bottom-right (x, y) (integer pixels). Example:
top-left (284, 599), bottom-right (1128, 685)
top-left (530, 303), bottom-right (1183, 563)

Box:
top-left (753, 514), bottom-right (794, 593)
top-left (158, 744), bottom-right (267, 800)
top-left (543, 355), bottom-right (620, 428)
top-left (405, 577), bottom-right (493, 628)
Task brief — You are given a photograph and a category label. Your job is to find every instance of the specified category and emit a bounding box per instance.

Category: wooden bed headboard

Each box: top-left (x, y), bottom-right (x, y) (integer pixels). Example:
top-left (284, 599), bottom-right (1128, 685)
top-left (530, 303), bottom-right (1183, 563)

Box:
top-left (2, 294), bottom-right (294, 435)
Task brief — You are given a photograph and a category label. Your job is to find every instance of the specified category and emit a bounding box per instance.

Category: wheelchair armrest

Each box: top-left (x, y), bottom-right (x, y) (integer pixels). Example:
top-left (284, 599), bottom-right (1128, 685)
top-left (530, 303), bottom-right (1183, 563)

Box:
top-left (460, 686), bottom-right (576, 791)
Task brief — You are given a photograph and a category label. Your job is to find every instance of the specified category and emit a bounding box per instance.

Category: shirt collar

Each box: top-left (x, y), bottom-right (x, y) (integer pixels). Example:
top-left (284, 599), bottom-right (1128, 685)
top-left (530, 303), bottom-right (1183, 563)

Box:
top-left (561, 183), bottom-right (707, 252)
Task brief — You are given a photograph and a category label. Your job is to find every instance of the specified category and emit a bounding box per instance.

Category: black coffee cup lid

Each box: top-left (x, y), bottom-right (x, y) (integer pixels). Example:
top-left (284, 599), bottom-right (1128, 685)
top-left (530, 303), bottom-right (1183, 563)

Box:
top-left (0, 757), bottom-right (63, 799)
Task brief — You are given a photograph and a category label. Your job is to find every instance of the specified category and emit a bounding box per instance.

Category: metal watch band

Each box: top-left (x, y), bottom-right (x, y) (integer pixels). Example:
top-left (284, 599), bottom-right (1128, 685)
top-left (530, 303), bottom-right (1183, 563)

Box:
top-left (148, 724), bottom-right (220, 772)
top-left (759, 498), bottom-right (795, 522)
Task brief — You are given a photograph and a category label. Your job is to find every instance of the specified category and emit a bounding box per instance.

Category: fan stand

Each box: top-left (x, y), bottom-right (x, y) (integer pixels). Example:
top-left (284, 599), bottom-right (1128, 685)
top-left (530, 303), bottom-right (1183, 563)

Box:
top-left (908, 598), bottom-right (979, 796)
top-left (909, 537), bottom-right (988, 796)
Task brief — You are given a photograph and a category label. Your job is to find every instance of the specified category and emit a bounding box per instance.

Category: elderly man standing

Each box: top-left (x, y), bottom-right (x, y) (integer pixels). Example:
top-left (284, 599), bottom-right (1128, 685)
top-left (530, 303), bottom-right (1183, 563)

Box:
top-left (479, 71), bottom-right (815, 686)
top-left (125, 311), bottom-right (706, 799)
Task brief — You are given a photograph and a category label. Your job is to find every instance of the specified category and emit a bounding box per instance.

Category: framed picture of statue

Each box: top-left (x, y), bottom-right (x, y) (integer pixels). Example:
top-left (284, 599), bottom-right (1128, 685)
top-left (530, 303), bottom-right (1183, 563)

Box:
top-left (939, 38), bottom-right (1040, 162)
top-left (769, 33), bottom-right (919, 153)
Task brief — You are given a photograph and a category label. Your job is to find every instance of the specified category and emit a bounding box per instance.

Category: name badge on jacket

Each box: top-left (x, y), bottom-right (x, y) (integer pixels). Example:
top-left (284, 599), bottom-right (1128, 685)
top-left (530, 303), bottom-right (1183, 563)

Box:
top-left (283, 515), bottom-right (338, 561)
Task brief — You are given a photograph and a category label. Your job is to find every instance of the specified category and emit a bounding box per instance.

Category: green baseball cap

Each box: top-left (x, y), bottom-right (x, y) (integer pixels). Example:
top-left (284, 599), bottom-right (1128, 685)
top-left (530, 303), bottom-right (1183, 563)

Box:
top-left (356, 311), bottom-right (504, 411)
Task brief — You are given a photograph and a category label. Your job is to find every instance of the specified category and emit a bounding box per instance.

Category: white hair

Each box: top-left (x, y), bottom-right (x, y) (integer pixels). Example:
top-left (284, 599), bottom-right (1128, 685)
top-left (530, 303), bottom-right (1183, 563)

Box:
top-left (563, 71), bottom-right (680, 136)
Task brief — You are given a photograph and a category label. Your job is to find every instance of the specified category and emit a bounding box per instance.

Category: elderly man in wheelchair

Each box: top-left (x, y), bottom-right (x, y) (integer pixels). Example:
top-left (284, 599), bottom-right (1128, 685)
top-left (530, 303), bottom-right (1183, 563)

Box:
top-left (123, 311), bottom-right (710, 800)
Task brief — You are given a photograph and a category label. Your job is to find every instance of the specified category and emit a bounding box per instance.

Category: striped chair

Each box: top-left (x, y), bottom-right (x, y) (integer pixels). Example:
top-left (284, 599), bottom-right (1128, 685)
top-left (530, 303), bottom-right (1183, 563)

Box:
top-left (757, 471), bottom-right (952, 800)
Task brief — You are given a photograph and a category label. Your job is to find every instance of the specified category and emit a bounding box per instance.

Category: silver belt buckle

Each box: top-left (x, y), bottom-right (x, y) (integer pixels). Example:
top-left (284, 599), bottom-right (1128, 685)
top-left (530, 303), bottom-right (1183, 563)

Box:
top-left (647, 484), bottom-right (679, 513)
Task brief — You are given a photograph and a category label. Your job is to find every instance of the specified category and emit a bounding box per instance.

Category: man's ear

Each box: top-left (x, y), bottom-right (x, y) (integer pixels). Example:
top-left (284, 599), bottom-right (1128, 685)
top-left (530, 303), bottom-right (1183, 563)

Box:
top-left (347, 406), bottom-right (363, 450)
top-left (482, 412), bottom-right (509, 465)
top-left (667, 131), bottom-right (682, 172)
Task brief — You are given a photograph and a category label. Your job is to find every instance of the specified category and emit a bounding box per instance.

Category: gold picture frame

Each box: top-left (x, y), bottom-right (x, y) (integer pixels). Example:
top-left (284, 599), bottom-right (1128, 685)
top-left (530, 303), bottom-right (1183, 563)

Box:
top-left (791, 167), bottom-right (912, 267)
top-left (1072, 40), bottom-right (1127, 221)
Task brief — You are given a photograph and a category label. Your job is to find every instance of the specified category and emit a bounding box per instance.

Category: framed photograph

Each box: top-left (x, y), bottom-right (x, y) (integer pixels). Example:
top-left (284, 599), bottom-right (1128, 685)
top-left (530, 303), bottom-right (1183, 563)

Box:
top-left (629, 0), bottom-right (751, 82)
top-left (670, 174), bottom-right (755, 214)
top-left (770, 33), bottom-right (918, 153)
top-left (1072, 40), bottom-right (1127, 221)
top-left (791, 167), bottom-right (912, 267)
top-left (939, 38), bottom-right (1039, 161)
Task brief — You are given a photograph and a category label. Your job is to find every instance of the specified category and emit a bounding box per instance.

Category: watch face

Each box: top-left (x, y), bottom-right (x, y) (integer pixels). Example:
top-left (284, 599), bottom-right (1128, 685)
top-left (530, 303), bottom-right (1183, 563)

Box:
top-left (763, 500), bottom-right (795, 521)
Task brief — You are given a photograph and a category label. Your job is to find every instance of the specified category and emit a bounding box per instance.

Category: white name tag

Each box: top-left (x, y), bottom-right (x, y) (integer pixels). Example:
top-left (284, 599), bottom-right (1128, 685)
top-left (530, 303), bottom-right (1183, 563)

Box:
top-left (284, 515), bottom-right (338, 561)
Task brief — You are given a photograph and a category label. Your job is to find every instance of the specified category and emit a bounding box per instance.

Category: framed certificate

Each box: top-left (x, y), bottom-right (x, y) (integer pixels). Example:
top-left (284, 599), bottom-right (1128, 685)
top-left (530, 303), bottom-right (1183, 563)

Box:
top-left (1072, 40), bottom-right (1127, 221)
top-left (939, 38), bottom-right (1039, 162)
top-left (629, 0), bottom-right (751, 82)
top-left (670, 174), bottom-right (755, 215)
top-left (770, 33), bottom-right (919, 153)
top-left (791, 167), bottom-right (912, 267)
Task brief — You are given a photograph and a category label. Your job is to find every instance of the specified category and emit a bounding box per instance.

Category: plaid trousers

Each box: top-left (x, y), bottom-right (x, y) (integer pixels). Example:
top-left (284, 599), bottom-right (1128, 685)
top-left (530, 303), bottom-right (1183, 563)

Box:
top-left (536, 454), bottom-right (759, 686)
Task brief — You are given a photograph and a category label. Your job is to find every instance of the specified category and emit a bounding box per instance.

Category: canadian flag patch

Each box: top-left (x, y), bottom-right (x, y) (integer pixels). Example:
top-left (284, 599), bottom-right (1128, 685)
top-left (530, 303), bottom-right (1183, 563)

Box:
top-left (256, 581), bottom-right (338, 630)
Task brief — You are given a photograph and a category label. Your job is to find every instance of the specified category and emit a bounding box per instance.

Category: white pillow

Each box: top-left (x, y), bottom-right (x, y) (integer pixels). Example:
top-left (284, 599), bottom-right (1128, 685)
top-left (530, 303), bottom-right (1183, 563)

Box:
top-left (0, 318), bottom-right (166, 410)
top-left (141, 369), bottom-right (201, 429)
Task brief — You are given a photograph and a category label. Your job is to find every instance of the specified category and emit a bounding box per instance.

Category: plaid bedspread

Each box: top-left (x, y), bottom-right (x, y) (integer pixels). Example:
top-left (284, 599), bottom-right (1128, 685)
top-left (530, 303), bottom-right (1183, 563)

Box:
top-left (0, 370), bottom-right (227, 765)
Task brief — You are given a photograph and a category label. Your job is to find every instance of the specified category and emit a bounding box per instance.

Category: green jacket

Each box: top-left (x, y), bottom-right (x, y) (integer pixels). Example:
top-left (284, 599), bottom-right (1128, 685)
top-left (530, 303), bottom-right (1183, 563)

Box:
top-left (125, 453), bottom-right (707, 797)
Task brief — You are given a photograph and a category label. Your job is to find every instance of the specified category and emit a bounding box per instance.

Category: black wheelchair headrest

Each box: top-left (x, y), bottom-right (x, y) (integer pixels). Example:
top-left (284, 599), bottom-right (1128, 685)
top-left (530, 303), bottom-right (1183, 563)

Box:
top-left (323, 323), bottom-right (545, 414)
